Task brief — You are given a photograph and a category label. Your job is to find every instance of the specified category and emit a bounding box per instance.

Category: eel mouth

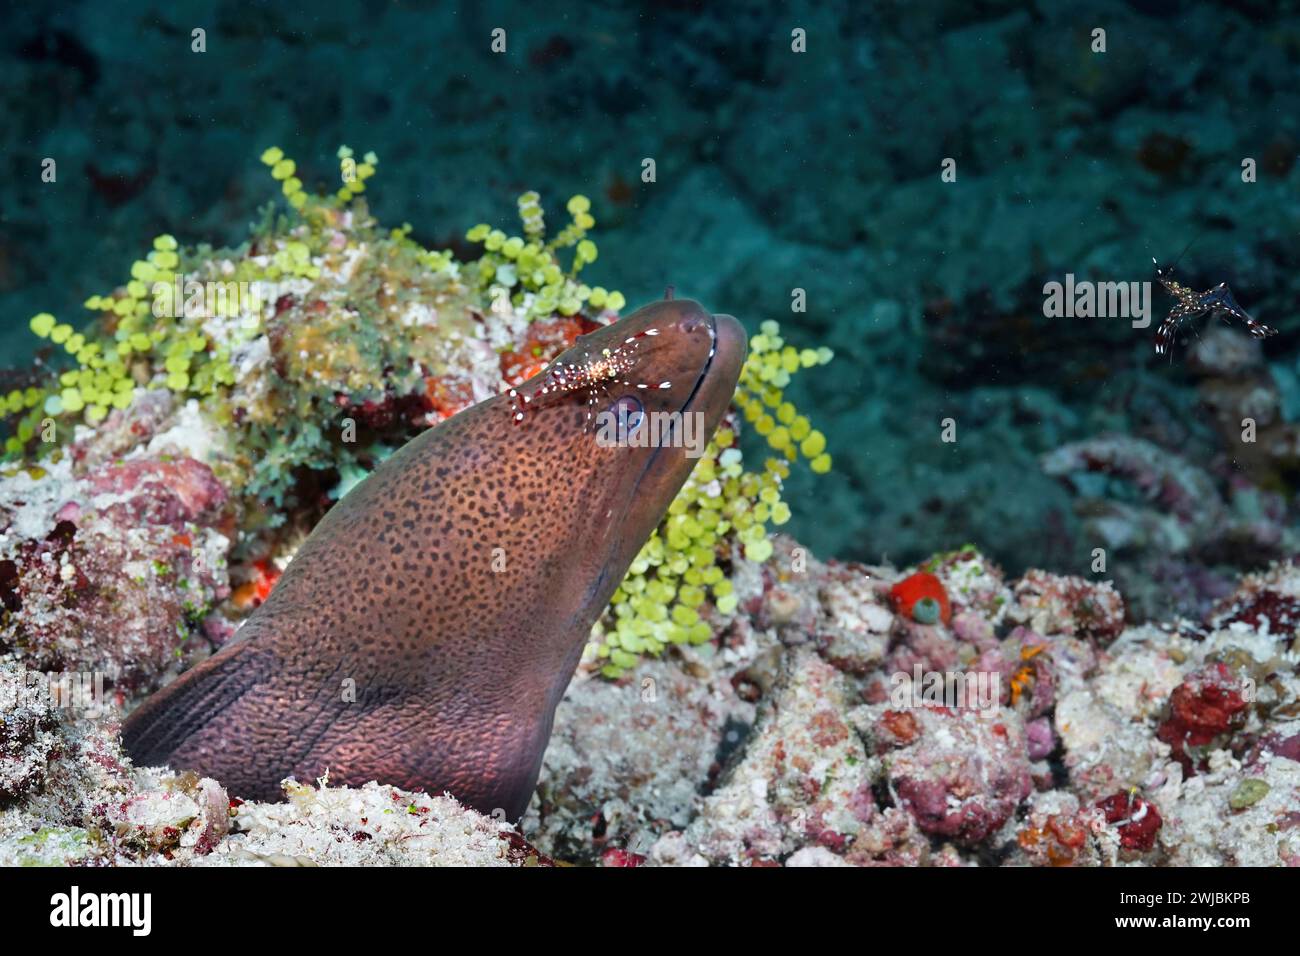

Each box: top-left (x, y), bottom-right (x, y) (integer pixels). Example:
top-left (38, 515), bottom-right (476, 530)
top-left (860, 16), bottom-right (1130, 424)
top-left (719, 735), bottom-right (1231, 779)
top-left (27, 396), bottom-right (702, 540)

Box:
top-left (634, 309), bottom-right (746, 494)
top-left (575, 308), bottom-right (747, 621)
top-left (679, 311), bottom-right (746, 424)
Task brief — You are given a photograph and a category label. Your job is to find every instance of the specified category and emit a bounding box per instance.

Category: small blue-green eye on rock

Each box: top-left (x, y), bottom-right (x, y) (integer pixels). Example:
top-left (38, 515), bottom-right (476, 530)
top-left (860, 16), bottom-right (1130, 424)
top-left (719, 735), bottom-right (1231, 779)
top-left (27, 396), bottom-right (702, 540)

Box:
top-left (912, 596), bottom-right (942, 625)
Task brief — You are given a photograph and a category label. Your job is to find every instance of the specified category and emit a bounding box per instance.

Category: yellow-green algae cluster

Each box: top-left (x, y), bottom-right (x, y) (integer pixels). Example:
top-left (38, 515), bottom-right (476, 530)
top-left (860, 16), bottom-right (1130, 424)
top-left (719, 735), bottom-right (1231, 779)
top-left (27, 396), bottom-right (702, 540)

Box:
top-left (592, 324), bottom-right (832, 677)
top-left (464, 192), bottom-right (627, 321)
top-left (2, 148), bottom-right (832, 676)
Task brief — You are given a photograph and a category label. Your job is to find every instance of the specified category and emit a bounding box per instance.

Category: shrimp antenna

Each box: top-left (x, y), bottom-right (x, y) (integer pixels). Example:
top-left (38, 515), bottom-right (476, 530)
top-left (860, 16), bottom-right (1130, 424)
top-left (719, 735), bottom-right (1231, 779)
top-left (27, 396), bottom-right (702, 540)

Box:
top-left (1160, 226), bottom-right (1208, 275)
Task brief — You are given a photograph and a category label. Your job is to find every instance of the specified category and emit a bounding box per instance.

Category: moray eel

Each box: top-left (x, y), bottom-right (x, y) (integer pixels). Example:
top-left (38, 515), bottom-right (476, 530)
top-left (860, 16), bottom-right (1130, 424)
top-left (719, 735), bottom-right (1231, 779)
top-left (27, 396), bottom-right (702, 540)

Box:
top-left (123, 299), bottom-right (746, 821)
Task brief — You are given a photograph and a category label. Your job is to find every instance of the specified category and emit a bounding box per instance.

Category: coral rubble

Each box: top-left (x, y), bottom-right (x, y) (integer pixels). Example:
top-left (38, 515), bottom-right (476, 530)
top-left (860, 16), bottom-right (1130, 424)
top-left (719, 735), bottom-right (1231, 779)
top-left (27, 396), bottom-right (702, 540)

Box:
top-left (525, 542), bottom-right (1300, 866)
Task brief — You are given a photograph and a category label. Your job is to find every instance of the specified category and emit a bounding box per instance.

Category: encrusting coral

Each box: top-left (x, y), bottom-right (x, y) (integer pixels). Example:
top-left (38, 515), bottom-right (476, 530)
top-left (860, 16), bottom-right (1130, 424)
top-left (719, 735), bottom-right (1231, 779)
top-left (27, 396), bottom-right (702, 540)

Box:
top-left (523, 538), bottom-right (1300, 867)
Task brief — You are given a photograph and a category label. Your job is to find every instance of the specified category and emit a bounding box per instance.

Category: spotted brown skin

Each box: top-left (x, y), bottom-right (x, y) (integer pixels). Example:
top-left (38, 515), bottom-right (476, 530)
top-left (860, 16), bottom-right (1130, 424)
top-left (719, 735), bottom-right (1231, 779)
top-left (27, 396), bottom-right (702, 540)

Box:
top-left (123, 300), bottom-right (746, 821)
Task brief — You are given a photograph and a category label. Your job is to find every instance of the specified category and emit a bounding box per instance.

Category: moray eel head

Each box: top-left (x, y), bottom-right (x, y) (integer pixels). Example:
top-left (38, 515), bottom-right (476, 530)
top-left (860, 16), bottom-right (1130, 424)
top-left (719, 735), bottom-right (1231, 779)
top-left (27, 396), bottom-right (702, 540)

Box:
top-left (506, 299), bottom-right (747, 633)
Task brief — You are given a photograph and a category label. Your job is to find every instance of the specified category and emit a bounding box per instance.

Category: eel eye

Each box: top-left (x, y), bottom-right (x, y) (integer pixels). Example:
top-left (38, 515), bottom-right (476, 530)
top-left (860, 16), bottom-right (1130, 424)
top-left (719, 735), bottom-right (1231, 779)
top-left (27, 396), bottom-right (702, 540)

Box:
top-left (611, 395), bottom-right (644, 437)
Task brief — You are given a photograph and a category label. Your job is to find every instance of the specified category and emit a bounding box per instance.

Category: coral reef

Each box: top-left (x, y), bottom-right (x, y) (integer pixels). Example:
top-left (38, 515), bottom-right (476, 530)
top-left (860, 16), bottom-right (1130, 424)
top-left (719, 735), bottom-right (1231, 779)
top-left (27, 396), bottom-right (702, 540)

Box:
top-left (4, 514), bottom-right (1300, 865)
top-left (0, 445), bottom-right (230, 696)
top-left (527, 543), bottom-right (1300, 866)
top-left (0, 142), bottom-right (1295, 867)
top-left (1043, 429), bottom-right (1299, 621)
top-left (0, 701), bottom-right (547, 866)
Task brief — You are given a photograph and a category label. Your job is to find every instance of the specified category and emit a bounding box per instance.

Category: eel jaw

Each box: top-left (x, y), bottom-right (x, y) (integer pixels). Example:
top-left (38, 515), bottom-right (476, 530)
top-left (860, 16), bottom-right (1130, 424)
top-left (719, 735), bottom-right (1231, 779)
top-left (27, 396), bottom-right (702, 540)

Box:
top-left (554, 302), bottom-right (748, 636)
top-left (583, 308), bottom-right (747, 610)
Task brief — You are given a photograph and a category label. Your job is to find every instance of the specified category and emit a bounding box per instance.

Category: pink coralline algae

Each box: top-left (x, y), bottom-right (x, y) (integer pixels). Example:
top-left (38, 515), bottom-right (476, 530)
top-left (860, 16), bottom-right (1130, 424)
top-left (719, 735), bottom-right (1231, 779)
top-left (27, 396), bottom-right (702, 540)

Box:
top-left (1156, 662), bottom-right (1249, 773)
top-left (600, 847), bottom-right (646, 867)
top-left (0, 454), bottom-right (230, 696)
top-left (1096, 791), bottom-right (1163, 853)
top-left (869, 706), bottom-right (1033, 846)
top-left (85, 458), bottom-right (227, 527)
top-left (1208, 561), bottom-right (1300, 638)
top-left (1008, 569), bottom-right (1125, 643)
top-left (1025, 716), bottom-right (1056, 761)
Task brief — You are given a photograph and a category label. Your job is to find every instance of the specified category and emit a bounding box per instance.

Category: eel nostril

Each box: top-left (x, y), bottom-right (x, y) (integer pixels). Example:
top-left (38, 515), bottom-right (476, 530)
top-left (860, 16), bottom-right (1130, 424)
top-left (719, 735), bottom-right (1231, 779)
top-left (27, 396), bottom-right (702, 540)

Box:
top-left (680, 313), bottom-right (708, 335)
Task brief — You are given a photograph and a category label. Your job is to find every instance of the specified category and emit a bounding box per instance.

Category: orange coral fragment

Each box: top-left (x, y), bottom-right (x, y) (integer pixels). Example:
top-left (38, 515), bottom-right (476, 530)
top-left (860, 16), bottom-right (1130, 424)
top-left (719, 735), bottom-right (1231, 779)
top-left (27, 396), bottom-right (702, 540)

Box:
top-left (232, 559), bottom-right (280, 610)
top-left (424, 377), bottom-right (477, 420)
top-left (499, 315), bottom-right (602, 386)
